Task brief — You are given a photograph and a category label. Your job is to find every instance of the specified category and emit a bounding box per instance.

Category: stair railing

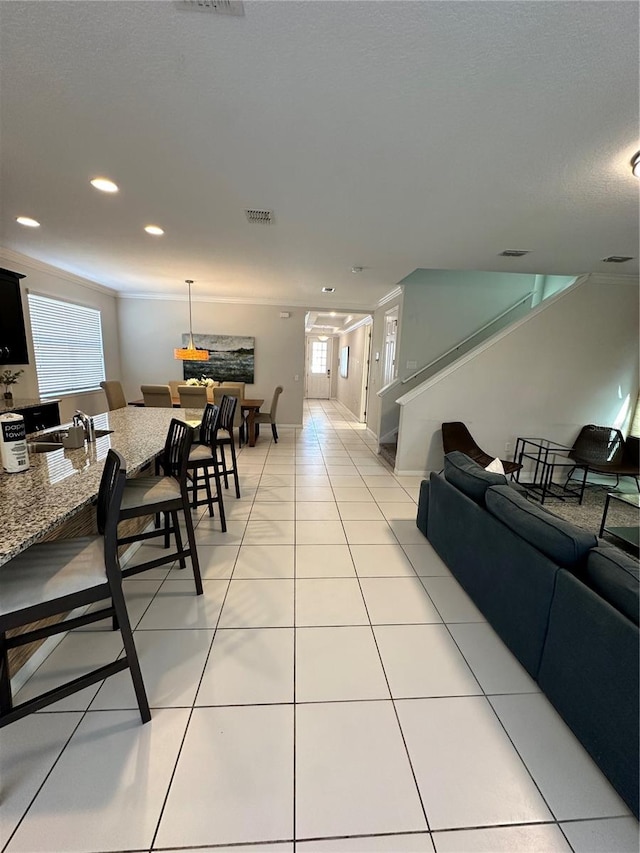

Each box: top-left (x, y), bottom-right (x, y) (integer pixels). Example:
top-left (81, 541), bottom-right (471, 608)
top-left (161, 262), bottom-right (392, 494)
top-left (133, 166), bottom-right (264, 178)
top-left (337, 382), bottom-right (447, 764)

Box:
top-left (400, 292), bottom-right (533, 385)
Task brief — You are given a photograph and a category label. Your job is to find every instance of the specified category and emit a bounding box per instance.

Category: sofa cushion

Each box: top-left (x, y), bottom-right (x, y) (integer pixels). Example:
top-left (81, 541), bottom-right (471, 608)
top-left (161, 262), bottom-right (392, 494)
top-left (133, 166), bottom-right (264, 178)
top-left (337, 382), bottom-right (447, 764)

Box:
top-left (444, 451), bottom-right (507, 505)
top-left (586, 545), bottom-right (639, 626)
top-left (485, 485), bottom-right (597, 567)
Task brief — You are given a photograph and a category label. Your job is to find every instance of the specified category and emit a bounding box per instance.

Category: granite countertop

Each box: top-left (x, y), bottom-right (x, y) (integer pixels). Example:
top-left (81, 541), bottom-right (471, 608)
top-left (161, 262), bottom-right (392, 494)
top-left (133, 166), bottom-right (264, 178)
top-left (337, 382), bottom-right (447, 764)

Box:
top-left (0, 397), bottom-right (61, 415)
top-left (0, 407), bottom-right (203, 567)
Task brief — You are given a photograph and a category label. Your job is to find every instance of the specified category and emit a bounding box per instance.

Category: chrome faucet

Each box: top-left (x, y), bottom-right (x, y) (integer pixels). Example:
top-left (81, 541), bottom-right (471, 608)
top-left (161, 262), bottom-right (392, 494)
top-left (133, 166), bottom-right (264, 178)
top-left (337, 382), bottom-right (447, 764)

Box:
top-left (73, 410), bottom-right (95, 442)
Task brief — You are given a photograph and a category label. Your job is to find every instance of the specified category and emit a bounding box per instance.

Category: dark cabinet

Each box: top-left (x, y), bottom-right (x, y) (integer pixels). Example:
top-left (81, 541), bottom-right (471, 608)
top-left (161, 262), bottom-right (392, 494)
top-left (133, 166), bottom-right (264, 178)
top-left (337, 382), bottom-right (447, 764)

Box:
top-left (0, 268), bottom-right (29, 364)
top-left (15, 402), bottom-right (61, 434)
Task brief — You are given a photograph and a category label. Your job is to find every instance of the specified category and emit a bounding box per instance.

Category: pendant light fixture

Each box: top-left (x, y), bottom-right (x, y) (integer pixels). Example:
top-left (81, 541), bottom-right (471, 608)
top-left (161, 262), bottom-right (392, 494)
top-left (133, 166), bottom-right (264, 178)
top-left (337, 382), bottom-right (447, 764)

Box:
top-left (174, 279), bottom-right (210, 361)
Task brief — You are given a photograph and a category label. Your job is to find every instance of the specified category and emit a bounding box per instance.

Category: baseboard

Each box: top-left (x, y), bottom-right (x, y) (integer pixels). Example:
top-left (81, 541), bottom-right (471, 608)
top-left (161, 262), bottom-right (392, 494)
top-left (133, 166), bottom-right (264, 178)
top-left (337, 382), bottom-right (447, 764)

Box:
top-left (393, 467), bottom-right (430, 477)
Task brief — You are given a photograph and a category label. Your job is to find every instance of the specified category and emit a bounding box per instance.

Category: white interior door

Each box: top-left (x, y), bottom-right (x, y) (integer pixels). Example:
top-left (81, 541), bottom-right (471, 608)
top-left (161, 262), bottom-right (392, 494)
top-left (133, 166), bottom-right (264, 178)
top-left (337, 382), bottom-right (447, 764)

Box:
top-left (382, 309), bottom-right (398, 387)
top-left (305, 337), bottom-right (332, 398)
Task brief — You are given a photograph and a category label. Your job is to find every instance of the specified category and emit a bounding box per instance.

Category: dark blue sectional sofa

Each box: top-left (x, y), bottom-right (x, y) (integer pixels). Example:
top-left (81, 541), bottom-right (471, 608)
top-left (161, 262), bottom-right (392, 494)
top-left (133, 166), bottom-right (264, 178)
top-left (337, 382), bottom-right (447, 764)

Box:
top-left (416, 451), bottom-right (639, 817)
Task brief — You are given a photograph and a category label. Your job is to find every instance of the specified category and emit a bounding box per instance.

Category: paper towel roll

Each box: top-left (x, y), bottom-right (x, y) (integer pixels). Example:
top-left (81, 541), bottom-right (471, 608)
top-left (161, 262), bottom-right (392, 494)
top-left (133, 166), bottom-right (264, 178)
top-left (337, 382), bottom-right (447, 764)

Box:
top-left (0, 412), bottom-right (30, 473)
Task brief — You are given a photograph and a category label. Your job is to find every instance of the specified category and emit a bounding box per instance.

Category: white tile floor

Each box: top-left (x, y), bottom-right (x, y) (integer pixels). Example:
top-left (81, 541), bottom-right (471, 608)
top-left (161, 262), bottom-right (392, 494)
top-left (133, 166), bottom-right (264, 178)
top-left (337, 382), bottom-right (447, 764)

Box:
top-left (2, 399), bottom-right (639, 853)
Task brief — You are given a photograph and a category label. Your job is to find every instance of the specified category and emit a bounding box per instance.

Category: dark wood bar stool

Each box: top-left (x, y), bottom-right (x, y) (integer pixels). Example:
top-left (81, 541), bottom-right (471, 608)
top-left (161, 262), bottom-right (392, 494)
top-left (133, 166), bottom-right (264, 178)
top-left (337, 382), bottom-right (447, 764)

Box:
top-left (187, 403), bottom-right (227, 530)
top-left (215, 395), bottom-right (241, 499)
top-left (0, 450), bottom-right (150, 726)
top-left (117, 418), bottom-right (203, 594)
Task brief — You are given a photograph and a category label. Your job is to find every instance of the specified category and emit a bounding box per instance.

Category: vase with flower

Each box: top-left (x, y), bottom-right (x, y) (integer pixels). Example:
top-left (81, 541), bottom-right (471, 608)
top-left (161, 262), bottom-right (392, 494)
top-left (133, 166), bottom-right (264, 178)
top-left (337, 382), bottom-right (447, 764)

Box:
top-left (1, 369), bottom-right (24, 404)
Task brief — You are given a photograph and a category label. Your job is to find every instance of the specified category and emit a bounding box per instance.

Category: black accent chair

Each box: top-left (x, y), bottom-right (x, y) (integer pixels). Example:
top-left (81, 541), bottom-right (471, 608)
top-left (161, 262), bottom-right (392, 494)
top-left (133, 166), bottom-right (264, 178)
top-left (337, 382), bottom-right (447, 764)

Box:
top-left (0, 450), bottom-right (150, 726)
top-left (187, 403), bottom-right (227, 530)
top-left (215, 395), bottom-right (241, 499)
top-left (117, 418), bottom-right (203, 594)
top-left (566, 425), bottom-right (640, 491)
top-left (442, 421), bottom-right (522, 475)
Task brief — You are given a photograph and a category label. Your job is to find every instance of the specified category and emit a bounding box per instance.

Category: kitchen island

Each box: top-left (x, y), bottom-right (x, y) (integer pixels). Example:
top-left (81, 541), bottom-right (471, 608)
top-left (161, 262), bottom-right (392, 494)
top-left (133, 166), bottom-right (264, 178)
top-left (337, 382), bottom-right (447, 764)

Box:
top-left (0, 406), bottom-right (203, 567)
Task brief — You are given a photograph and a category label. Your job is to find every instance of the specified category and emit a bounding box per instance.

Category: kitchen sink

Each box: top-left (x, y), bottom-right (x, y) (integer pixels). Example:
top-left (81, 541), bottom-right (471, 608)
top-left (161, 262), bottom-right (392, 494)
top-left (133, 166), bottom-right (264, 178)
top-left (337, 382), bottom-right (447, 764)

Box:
top-left (28, 428), bottom-right (113, 453)
top-left (34, 428), bottom-right (114, 442)
top-left (28, 441), bottom-right (64, 453)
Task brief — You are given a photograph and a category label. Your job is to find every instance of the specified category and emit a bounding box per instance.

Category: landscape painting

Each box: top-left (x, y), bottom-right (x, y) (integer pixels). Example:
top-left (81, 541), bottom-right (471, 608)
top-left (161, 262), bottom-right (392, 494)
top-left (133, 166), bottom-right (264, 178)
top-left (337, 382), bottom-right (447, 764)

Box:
top-left (182, 334), bottom-right (255, 383)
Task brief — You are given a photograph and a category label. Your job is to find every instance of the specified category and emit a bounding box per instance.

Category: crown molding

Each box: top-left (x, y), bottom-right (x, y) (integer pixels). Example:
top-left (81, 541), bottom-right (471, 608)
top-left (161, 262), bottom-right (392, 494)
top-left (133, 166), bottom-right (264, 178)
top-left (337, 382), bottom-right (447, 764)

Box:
top-left (120, 291), bottom-right (323, 308)
top-left (376, 286), bottom-right (403, 308)
top-left (0, 248), bottom-right (119, 296)
top-left (583, 272), bottom-right (639, 286)
top-left (342, 315), bottom-right (373, 335)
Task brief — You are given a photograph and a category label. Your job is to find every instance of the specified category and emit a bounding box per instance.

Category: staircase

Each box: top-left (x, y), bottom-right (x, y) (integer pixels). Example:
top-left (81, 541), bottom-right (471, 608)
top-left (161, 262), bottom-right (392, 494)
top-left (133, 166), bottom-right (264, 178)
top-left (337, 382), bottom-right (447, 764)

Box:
top-left (379, 441), bottom-right (397, 467)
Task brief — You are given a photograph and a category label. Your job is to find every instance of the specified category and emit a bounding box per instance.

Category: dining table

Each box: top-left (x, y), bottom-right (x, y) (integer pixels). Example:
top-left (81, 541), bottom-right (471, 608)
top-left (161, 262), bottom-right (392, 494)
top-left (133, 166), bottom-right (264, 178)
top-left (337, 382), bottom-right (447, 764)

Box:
top-left (129, 397), bottom-right (264, 447)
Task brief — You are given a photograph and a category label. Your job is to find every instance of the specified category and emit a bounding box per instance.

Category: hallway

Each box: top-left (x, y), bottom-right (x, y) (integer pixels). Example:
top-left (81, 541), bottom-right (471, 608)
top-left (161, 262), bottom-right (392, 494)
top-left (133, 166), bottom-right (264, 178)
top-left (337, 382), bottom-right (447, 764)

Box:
top-left (1, 401), bottom-right (637, 853)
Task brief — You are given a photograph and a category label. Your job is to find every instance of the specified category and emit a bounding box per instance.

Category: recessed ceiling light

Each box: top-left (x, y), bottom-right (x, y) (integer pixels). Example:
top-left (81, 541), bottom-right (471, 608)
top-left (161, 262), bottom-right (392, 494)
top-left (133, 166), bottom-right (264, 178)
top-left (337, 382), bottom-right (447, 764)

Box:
top-left (144, 225), bottom-right (164, 236)
top-left (351, 266), bottom-right (364, 273)
top-left (632, 152), bottom-right (640, 178)
top-left (90, 177), bottom-right (119, 193)
top-left (322, 287), bottom-right (335, 293)
top-left (16, 216), bottom-right (40, 228)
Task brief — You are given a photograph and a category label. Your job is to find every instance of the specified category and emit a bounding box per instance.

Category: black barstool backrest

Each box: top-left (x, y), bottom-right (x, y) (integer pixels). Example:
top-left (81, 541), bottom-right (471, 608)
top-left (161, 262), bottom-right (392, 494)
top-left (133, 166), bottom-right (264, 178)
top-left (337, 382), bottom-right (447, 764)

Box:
top-left (160, 418), bottom-right (194, 481)
top-left (219, 394), bottom-right (238, 434)
top-left (96, 449), bottom-right (127, 539)
top-left (200, 403), bottom-right (221, 448)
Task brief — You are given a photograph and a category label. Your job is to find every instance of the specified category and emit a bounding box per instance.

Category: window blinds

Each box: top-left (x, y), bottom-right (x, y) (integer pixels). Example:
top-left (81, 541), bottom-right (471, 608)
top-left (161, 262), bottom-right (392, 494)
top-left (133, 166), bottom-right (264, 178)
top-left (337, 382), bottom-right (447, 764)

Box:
top-left (27, 293), bottom-right (106, 396)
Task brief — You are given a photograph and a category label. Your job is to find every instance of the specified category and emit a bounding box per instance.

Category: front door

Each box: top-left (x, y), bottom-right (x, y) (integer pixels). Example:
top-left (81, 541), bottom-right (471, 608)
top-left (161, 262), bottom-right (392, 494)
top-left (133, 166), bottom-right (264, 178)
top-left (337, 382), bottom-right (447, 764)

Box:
top-left (305, 336), bottom-right (332, 398)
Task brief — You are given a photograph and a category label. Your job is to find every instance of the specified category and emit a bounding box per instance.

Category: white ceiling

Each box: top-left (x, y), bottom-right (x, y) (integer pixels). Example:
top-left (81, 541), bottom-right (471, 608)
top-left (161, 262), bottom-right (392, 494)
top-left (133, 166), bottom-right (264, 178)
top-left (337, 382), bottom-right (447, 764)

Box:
top-left (1, 1), bottom-right (638, 311)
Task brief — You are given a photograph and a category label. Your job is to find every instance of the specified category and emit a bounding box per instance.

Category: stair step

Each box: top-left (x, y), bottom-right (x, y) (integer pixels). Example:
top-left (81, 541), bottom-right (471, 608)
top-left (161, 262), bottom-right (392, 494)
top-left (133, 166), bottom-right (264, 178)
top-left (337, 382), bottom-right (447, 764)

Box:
top-left (379, 442), bottom-right (397, 466)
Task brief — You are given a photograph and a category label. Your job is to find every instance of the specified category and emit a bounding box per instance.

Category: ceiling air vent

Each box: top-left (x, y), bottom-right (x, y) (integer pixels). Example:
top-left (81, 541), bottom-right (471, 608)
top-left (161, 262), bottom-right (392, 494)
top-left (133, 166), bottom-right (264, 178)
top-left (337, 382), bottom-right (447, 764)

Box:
top-left (175, 0), bottom-right (244, 15)
top-left (602, 255), bottom-right (633, 263)
top-left (499, 249), bottom-right (531, 258)
top-left (245, 209), bottom-right (274, 224)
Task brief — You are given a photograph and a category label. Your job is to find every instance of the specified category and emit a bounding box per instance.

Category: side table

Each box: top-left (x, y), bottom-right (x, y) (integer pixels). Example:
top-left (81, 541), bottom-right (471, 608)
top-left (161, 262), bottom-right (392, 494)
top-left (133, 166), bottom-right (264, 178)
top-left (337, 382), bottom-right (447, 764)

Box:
top-left (514, 437), bottom-right (587, 504)
top-left (599, 491), bottom-right (640, 550)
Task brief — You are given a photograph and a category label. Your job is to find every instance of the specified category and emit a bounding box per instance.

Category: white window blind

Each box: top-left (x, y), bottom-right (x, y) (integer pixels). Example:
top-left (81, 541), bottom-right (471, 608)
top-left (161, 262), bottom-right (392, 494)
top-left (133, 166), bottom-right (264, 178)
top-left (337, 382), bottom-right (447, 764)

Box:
top-left (28, 293), bottom-right (106, 396)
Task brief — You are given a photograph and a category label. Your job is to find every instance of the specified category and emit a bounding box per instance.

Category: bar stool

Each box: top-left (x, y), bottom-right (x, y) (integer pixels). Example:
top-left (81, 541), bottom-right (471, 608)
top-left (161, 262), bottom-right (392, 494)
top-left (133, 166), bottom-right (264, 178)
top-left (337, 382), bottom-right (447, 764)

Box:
top-left (187, 403), bottom-right (227, 529)
top-left (0, 449), bottom-right (150, 726)
top-left (117, 418), bottom-right (203, 594)
top-left (215, 395), bottom-right (241, 499)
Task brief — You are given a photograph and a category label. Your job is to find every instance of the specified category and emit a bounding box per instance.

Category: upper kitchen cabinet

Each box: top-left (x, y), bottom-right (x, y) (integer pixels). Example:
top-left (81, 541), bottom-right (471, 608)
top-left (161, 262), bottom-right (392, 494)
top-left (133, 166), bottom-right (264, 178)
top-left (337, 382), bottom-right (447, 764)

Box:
top-left (0, 268), bottom-right (29, 364)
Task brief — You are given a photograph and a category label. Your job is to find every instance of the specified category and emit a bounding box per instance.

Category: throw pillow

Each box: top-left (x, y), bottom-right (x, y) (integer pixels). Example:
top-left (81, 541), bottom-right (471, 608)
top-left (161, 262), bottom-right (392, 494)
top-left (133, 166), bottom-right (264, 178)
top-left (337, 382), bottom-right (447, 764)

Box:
top-left (485, 457), bottom-right (505, 474)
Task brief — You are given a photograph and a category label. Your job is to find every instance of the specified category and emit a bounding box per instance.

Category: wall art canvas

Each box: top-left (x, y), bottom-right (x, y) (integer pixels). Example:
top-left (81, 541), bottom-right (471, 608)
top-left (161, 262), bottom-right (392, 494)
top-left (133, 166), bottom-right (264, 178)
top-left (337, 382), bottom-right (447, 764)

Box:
top-left (182, 334), bottom-right (255, 383)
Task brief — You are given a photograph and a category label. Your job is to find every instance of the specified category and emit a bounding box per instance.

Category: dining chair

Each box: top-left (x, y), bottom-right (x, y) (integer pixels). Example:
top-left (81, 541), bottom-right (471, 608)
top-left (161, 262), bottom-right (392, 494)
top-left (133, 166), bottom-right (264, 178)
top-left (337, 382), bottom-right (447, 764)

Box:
top-left (100, 379), bottom-right (127, 411)
top-left (116, 418), bottom-right (203, 594)
top-left (168, 380), bottom-right (183, 398)
top-left (255, 385), bottom-right (283, 443)
top-left (141, 384), bottom-right (173, 408)
top-left (178, 385), bottom-right (208, 409)
top-left (0, 449), bottom-right (150, 726)
top-left (214, 394), bottom-right (241, 498)
top-left (213, 386), bottom-right (245, 446)
top-left (221, 381), bottom-right (246, 398)
top-left (186, 403), bottom-right (227, 529)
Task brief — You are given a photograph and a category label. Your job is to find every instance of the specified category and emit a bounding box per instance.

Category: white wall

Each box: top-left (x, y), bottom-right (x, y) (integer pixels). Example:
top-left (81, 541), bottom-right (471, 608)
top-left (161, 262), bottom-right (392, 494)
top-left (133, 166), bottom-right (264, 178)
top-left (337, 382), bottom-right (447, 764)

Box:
top-left (336, 323), bottom-right (369, 419)
top-left (118, 297), bottom-right (305, 426)
top-left (0, 249), bottom-right (121, 424)
top-left (396, 269), bottom-right (536, 381)
top-left (395, 275), bottom-right (640, 474)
